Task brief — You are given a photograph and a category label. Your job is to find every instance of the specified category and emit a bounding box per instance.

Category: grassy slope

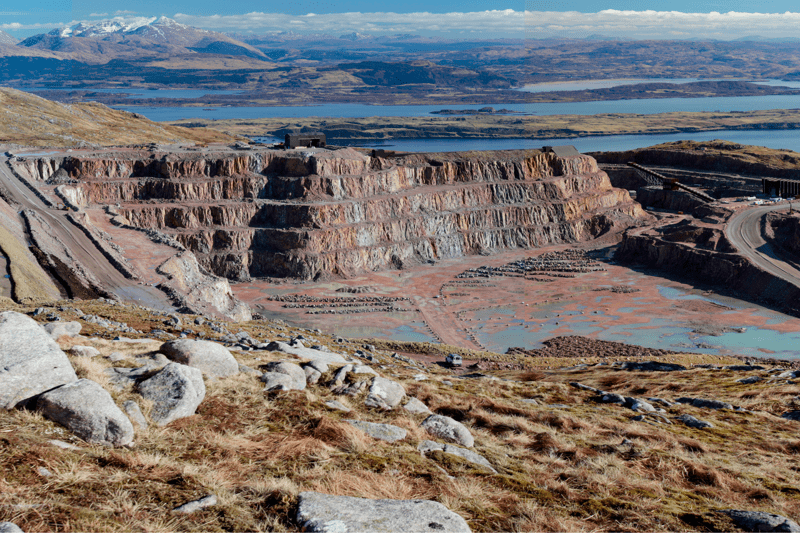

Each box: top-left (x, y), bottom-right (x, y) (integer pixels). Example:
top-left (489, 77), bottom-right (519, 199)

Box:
top-left (0, 298), bottom-right (798, 532)
top-left (0, 87), bottom-right (240, 147)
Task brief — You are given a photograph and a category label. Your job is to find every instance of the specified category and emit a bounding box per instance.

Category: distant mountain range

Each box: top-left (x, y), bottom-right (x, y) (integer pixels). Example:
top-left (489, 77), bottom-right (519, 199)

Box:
top-left (16, 17), bottom-right (266, 62)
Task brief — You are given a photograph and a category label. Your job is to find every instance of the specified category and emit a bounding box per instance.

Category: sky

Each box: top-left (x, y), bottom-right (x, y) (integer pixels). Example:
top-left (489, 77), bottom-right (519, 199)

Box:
top-left (2, 1), bottom-right (800, 40)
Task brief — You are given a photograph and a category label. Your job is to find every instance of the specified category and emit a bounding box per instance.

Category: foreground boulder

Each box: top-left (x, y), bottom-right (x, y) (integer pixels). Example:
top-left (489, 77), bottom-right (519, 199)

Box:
top-left (137, 363), bottom-right (205, 426)
top-left (160, 339), bottom-right (238, 378)
top-left (421, 414), bottom-right (474, 447)
top-left (721, 510), bottom-right (800, 532)
top-left (37, 379), bottom-right (134, 447)
top-left (0, 311), bottom-right (78, 409)
top-left (296, 491), bottom-right (471, 532)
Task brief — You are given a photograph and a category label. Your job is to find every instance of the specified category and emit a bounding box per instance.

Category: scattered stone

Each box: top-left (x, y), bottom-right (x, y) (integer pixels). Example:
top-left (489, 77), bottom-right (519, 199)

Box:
top-left (598, 392), bottom-right (626, 405)
top-left (43, 321), bottom-right (82, 339)
top-left (620, 361), bottom-right (687, 372)
top-left (36, 467), bottom-right (52, 477)
top-left (625, 397), bottom-right (656, 412)
top-left (305, 360), bottom-right (329, 374)
top-left (237, 363), bottom-right (260, 375)
top-left (676, 397), bottom-right (733, 410)
top-left (0, 311), bottom-right (78, 409)
top-left (677, 414), bottom-right (713, 429)
top-left (365, 376), bottom-right (406, 409)
top-left (159, 339), bottom-right (239, 378)
top-left (304, 366), bottom-right (323, 385)
top-left (737, 376), bottom-right (762, 384)
top-left (324, 400), bottom-right (351, 412)
top-left (173, 494), bottom-right (217, 514)
top-left (647, 397), bottom-right (675, 407)
top-left (781, 411), bottom-right (800, 421)
top-left (263, 361), bottom-right (307, 390)
top-left (331, 364), bottom-right (353, 387)
top-left (261, 372), bottom-right (298, 392)
top-left (570, 382), bottom-right (603, 393)
top-left (520, 398), bottom-right (538, 405)
top-left (48, 439), bottom-right (81, 451)
top-left (137, 363), bottom-right (206, 426)
top-left (413, 373), bottom-right (428, 381)
top-left (69, 345), bottom-right (100, 358)
top-left (777, 370), bottom-right (800, 379)
top-left (108, 352), bottom-right (126, 362)
top-left (721, 510), bottom-right (800, 533)
top-left (122, 400), bottom-right (148, 430)
top-left (403, 397), bottom-right (432, 415)
top-left (37, 379), bottom-right (134, 447)
top-left (296, 491), bottom-right (471, 533)
top-left (346, 419), bottom-right (407, 442)
top-left (421, 414), bottom-right (474, 447)
top-left (267, 341), bottom-right (346, 365)
top-left (353, 364), bottom-right (379, 375)
top-left (0, 523), bottom-right (24, 533)
top-left (418, 440), bottom-right (496, 473)
top-left (724, 365), bottom-right (765, 371)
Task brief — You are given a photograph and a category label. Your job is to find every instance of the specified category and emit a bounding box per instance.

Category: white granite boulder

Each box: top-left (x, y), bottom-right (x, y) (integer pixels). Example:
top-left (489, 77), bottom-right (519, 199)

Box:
top-left (159, 339), bottom-right (238, 378)
top-left (0, 311), bottom-right (78, 409)
top-left (37, 379), bottom-right (134, 447)
top-left (296, 491), bottom-right (471, 532)
top-left (137, 362), bottom-right (205, 426)
top-left (262, 361), bottom-right (306, 390)
top-left (421, 414), bottom-right (474, 447)
top-left (267, 340), bottom-right (347, 365)
top-left (364, 376), bottom-right (406, 409)
top-left (262, 372), bottom-right (299, 392)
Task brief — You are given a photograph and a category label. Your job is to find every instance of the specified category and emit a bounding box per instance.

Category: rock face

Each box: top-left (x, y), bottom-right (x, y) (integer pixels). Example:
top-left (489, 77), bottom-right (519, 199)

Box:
top-left (0, 311), bottom-right (78, 409)
top-left (18, 148), bottom-right (645, 281)
top-left (421, 414), bottom-right (475, 447)
top-left (296, 491), bottom-right (472, 533)
top-left (160, 339), bottom-right (239, 378)
top-left (137, 363), bottom-right (205, 426)
top-left (37, 379), bottom-right (134, 447)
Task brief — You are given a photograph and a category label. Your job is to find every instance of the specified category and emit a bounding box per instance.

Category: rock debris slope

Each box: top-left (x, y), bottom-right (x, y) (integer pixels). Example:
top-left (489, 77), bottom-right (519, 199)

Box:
top-left (13, 147), bottom-right (646, 280)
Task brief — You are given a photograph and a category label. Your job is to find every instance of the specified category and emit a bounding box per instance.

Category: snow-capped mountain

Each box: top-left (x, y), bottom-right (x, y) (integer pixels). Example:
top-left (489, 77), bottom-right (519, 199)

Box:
top-left (21, 16), bottom-right (265, 60)
top-left (0, 29), bottom-right (17, 46)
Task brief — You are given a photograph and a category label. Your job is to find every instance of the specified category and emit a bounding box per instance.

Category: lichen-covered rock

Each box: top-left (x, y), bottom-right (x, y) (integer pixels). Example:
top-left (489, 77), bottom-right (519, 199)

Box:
top-left (160, 339), bottom-right (239, 378)
top-left (346, 420), bottom-right (407, 442)
top-left (263, 361), bottom-right (306, 390)
top-left (0, 311), bottom-right (78, 409)
top-left (421, 414), bottom-right (474, 447)
top-left (403, 397), bottom-right (432, 414)
top-left (676, 414), bottom-right (713, 429)
top-left (37, 379), bottom-right (134, 447)
top-left (418, 440), bottom-right (496, 473)
top-left (137, 362), bottom-right (205, 426)
top-left (296, 491), bottom-right (471, 533)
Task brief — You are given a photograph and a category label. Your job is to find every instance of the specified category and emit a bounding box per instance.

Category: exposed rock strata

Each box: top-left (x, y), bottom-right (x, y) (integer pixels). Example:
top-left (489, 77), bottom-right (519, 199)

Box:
top-left (13, 148), bottom-right (646, 280)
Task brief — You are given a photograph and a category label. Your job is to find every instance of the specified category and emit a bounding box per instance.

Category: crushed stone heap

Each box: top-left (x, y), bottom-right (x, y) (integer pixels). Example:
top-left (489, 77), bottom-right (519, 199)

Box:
top-left (13, 146), bottom-right (646, 280)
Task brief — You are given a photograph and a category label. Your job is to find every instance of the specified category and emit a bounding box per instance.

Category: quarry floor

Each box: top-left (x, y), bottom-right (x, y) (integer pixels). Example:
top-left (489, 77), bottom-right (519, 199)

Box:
top-left (234, 242), bottom-right (800, 362)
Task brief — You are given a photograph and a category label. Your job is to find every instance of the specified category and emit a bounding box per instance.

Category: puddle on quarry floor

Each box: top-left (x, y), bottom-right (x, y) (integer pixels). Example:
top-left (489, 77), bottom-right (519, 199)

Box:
top-left (234, 246), bottom-right (800, 361)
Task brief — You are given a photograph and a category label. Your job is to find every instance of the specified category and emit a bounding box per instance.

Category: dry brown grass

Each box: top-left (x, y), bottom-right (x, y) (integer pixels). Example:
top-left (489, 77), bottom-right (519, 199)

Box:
top-left (2, 299), bottom-right (800, 532)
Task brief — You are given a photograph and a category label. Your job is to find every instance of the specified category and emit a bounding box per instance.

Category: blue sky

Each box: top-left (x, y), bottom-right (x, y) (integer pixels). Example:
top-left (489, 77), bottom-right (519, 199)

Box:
top-left (3, 1), bottom-right (800, 39)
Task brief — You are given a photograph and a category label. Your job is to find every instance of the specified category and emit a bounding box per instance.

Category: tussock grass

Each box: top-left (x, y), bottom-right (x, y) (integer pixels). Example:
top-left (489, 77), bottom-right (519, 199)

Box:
top-left (2, 300), bottom-right (800, 531)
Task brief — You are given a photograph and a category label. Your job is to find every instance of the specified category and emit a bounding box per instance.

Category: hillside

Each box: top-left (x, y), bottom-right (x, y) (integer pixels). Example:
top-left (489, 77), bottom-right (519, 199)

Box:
top-left (0, 87), bottom-right (239, 147)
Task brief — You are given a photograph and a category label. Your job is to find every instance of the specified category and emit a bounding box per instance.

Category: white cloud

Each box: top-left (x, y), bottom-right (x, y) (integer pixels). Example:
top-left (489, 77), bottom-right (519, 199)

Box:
top-left (173, 10), bottom-right (527, 36)
top-left (89, 13), bottom-right (109, 17)
top-left (0, 22), bottom-right (63, 31)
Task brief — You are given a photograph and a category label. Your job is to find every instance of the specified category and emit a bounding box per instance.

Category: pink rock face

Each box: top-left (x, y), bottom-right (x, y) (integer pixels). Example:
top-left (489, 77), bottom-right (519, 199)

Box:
top-left (19, 148), bottom-right (646, 281)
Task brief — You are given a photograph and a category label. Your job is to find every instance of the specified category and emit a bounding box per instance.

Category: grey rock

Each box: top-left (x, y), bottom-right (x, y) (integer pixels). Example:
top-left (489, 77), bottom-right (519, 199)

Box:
top-left (418, 440), bottom-right (496, 473)
top-left (570, 382), bottom-right (603, 393)
top-left (647, 397), bottom-right (675, 407)
top-left (403, 397), bottom-right (432, 415)
top-left (353, 365), bottom-right (379, 375)
top-left (724, 365), bottom-right (765, 371)
top-left (781, 410), bottom-right (800, 421)
top-left (305, 360), bottom-right (329, 374)
top-left (69, 345), bottom-right (100, 358)
top-left (677, 414), bottom-right (713, 429)
top-left (777, 370), bottom-right (800, 379)
top-left (625, 397), bottom-right (656, 412)
top-left (0, 523), bottom-right (24, 533)
top-left (365, 376), bottom-right (406, 409)
top-left (160, 339), bottom-right (238, 378)
top-left (263, 361), bottom-right (306, 390)
top-left (421, 414), bottom-right (474, 447)
top-left (332, 364), bottom-right (354, 386)
top-left (304, 366), bottom-right (323, 385)
top-left (173, 494), bottom-right (217, 514)
top-left (677, 397), bottom-right (733, 410)
top-left (108, 352), bottom-right (126, 362)
top-left (44, 321), bottom-right (82, 339)
top-left (37, 379), bottom-right (134, 447)
top-left (599, 393), bottom-right (626, 405)
top-left (261, 372), bottom-right (298, 392)
top-left (325, 400), bottom-right (351, 412)
top-left (346, 419), bottom-right (407, 442)
top-left (737, 376), bottom-right (762, 384)
top-left (37, 467), bottom-right (52, 477)
top-left (296, 491), bottom-right (471, 533)
top-left (721, 510), bottom-right (800, 532)
top-left (0, 311), bottom-right (78, 409)
top-left (48, 439), bottom-right (81, 451)
top-left (620, 361), bottom-right (687, 372)
top-left (267, 340), bottom-right (346, 365)
top-left (123, 400), bottom-right (148, 430)
top-left (237, 363), bottom-right (260, 375)
top-left (137, 363), bottom-right (205, 426)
